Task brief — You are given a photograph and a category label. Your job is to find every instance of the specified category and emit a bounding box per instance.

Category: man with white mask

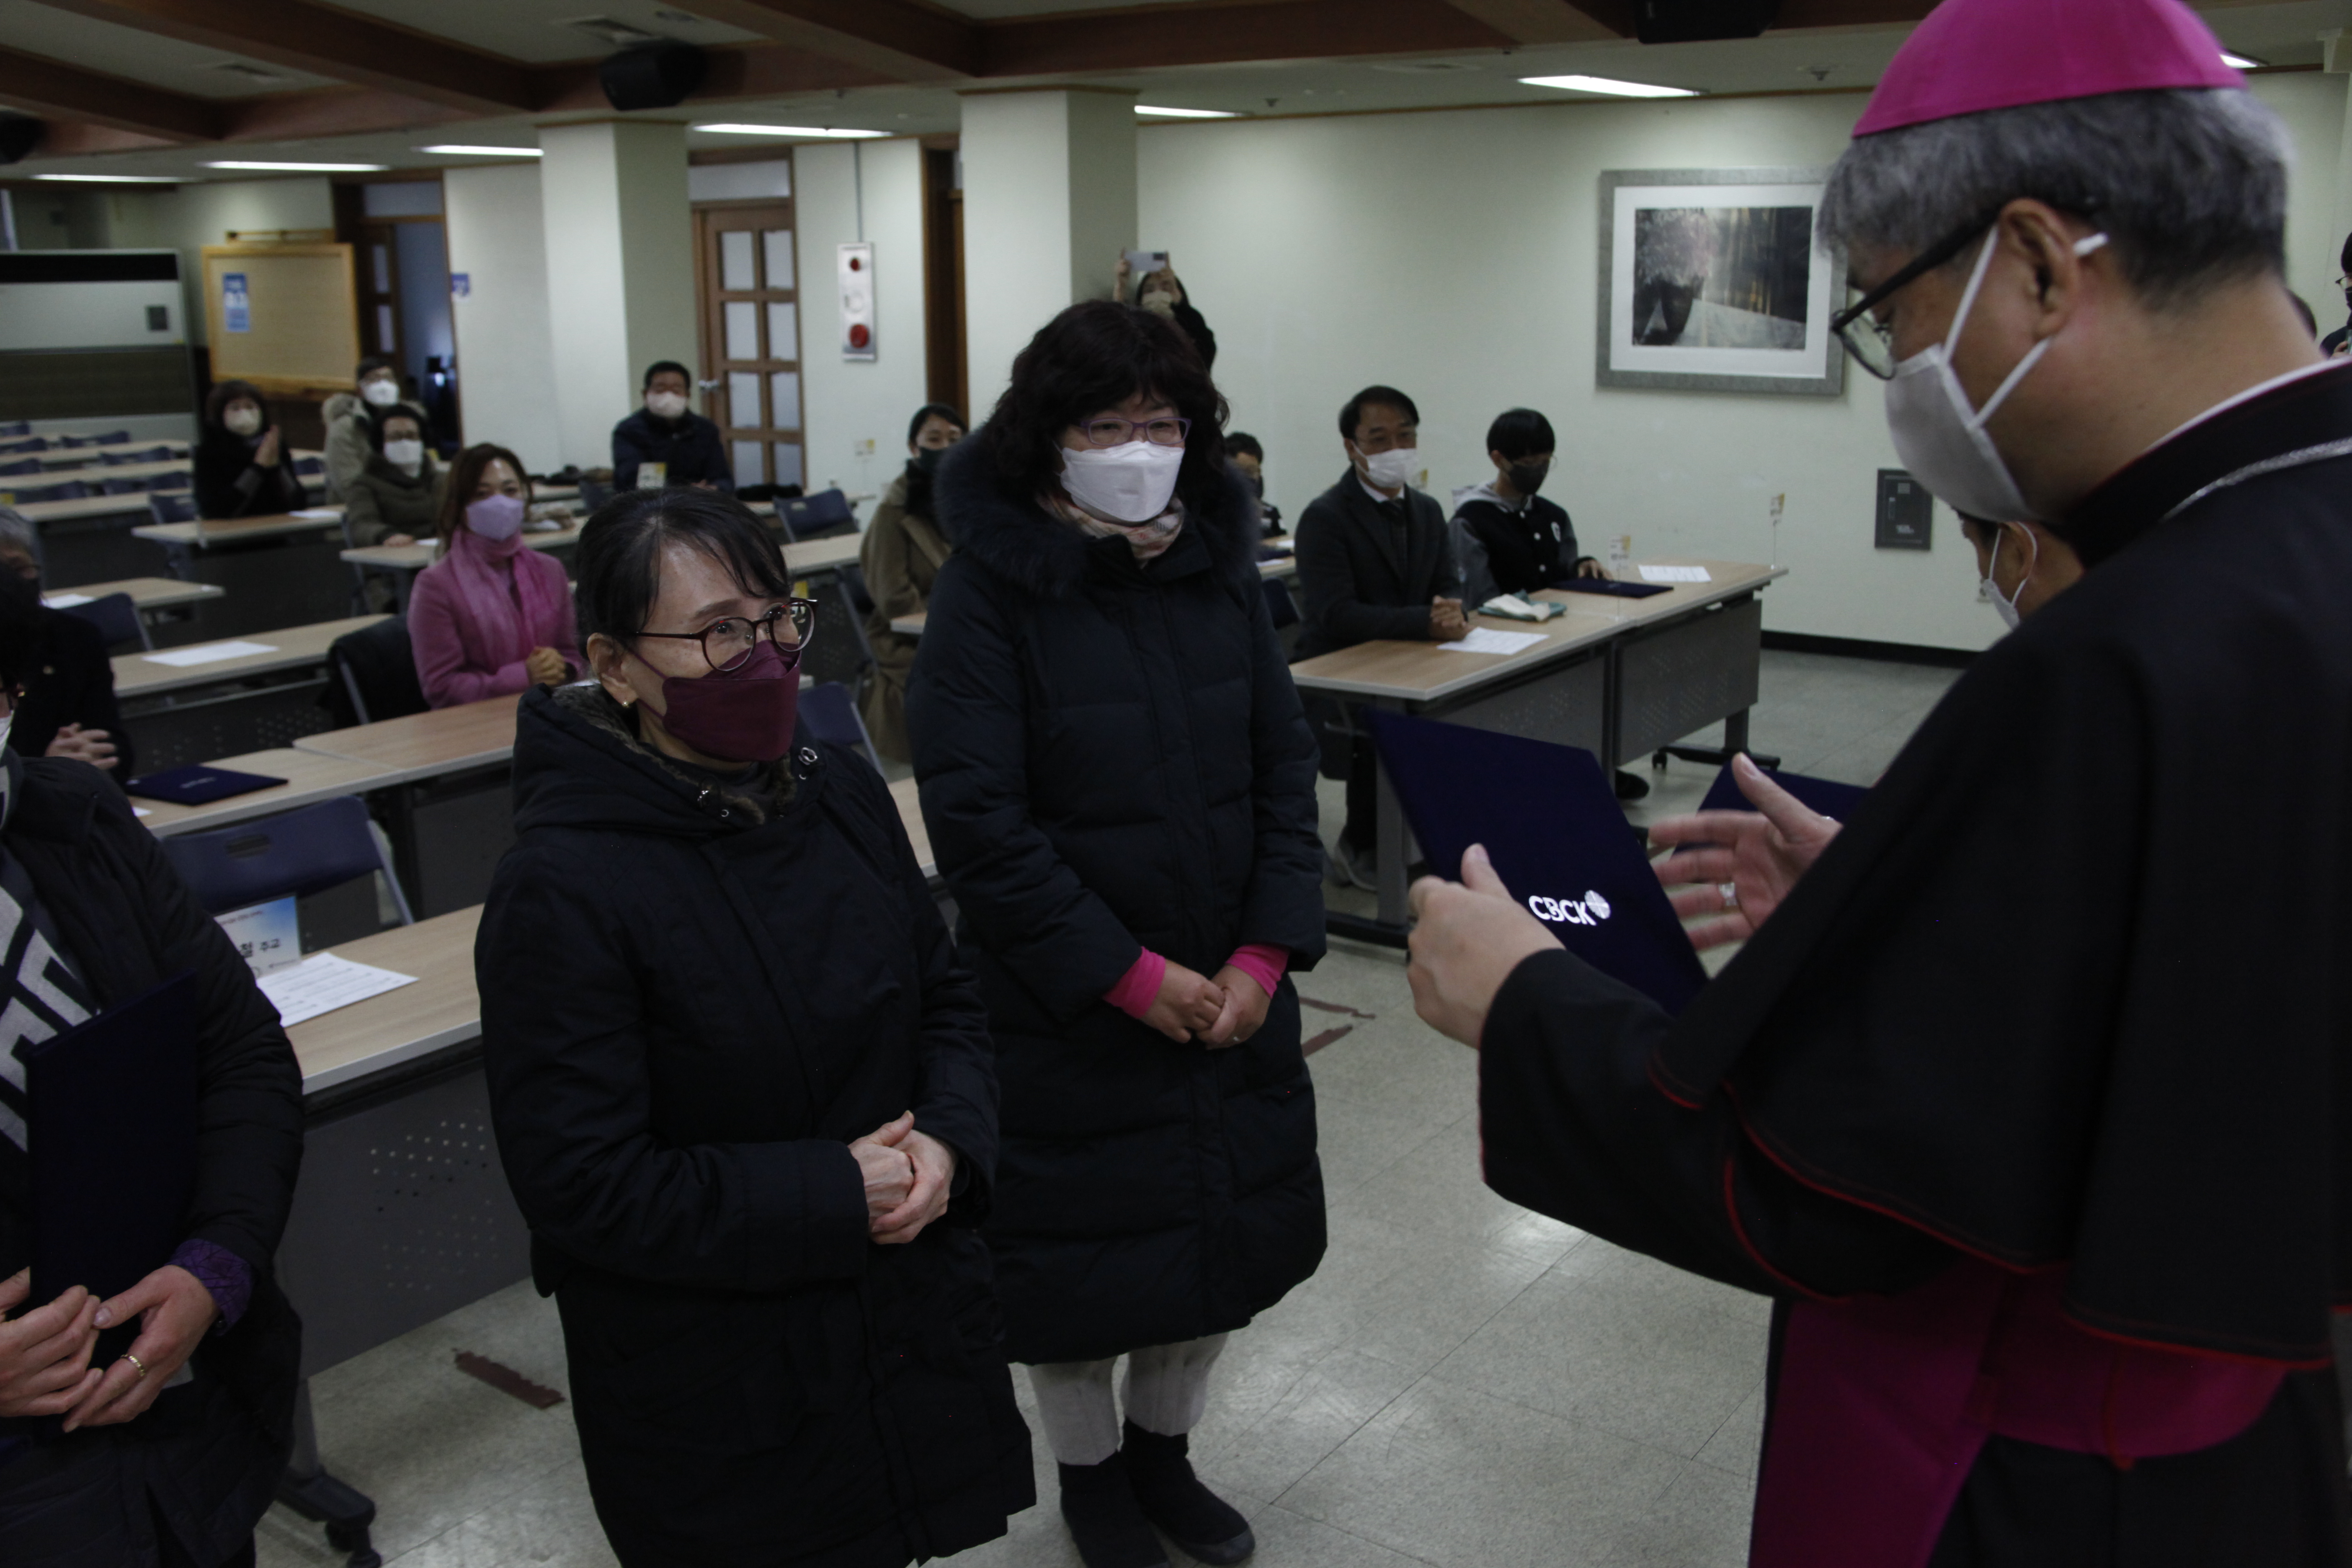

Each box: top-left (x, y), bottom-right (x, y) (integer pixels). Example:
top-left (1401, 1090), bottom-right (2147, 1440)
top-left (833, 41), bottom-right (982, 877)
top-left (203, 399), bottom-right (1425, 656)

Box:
top-left (1293, 385), bottom-right (1467, 889)
top-left (609, 361), bottom-right (732, 492)
top-left (320, 355), bottom-right (425, 503)
top-left (1402, 0), bottom-right (2352, 1559)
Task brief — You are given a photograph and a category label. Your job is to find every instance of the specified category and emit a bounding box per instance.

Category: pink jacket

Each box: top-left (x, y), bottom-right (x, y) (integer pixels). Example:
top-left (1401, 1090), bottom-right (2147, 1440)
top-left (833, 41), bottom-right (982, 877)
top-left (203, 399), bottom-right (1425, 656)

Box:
top-left (407, 534), bottom-right (579, 709)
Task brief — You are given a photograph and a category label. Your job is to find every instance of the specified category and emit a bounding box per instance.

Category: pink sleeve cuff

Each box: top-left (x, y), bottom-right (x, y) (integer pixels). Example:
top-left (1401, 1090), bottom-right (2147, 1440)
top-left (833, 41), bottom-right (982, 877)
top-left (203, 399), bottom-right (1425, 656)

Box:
top-left (1104, 948), bottom-right (1167, 1020)
top-left (1224, 943), bottom-right (1289, 1001)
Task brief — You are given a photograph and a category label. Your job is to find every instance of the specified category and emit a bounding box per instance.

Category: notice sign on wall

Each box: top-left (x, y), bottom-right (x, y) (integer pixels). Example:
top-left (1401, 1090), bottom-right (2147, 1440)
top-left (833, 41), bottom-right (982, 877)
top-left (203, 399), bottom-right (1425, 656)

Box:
top-left (222, 271), bottom-right (250, 333)
top-left (838, 242), bottom-right (875, 362)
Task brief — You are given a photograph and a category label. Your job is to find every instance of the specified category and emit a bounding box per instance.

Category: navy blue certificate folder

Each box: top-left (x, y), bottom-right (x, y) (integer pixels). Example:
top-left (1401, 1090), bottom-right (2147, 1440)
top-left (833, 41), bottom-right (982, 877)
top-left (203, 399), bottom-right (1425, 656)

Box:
top-left (122, 765), bottom-right (284, 806)
top-left (27, 972), bottom-right (199, 1326)
top-left (1369, 712), bottom-right (1709, 1014)
top-left (1555, 578), bottom-right (1670, 599)
top-left (1696, 762), bottom-right (1868, 822)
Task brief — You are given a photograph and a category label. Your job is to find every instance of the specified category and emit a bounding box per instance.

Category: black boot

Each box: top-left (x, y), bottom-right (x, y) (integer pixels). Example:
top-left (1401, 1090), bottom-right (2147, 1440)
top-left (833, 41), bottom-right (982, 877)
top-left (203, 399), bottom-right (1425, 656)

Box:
top-left (1614, 769), bottom-right (1652, 801)
top-left (1120, 1419), bottom-right (1255, 1565)
top-left (1058, 1453), bottom-right (1171, 1568)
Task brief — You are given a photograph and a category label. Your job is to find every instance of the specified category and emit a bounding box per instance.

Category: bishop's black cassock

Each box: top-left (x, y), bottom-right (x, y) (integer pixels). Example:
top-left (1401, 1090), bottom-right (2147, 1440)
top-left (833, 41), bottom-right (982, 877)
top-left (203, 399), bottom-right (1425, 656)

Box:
top-left (1478, 364), bottom-right (2352, 1565)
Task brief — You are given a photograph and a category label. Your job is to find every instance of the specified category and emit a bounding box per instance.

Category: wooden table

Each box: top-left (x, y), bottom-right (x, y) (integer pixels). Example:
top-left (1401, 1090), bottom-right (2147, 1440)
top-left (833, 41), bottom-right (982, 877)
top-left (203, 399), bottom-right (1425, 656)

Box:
top-left (890, 611), bottom-right (926, 638)
top-left (14, 488), bottom-right (191, 525)
top-left (286, 905), bottom-right (487, 1095)
top-left (113, 614), bottom-right (386, 700)
top-left (339, 524), bottom-right (583, 611)
top-left (294, 694), bottom-right (522, 782)
top-left (134, 747), bottom-right (398, 838)
top-left (784, 533), bottom-right (863, 578)
top-left (1292, 559), bottom-right (1786, 935)
top-left (46, 576), bottom-right (224, 613)
top-left (26, 454), bottom-right (191, 482)
top-left (135, 505), bottom-right (345, 553)
top-left (21, 439), bottom-right (191, 468)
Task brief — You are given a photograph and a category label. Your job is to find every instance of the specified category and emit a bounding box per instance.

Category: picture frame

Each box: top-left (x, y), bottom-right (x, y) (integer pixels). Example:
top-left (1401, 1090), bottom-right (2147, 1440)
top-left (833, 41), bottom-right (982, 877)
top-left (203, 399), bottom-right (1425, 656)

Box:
top-left (1596, 168), bottom-right (1845, 397)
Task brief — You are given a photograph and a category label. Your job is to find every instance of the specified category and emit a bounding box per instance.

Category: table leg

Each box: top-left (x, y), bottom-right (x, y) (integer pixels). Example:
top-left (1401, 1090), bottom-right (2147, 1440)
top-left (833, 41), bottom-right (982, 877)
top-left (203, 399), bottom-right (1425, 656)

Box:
top-left (1375, 746), bottom-right (1408, 927)
top-left (1723, 706), bottom-right (1751, 756)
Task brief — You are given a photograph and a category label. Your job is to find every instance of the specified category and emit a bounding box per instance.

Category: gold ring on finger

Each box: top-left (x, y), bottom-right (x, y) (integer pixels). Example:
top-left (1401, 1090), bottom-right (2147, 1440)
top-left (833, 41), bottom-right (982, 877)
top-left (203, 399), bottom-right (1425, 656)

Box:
top-left (121, 1353), bottom-right (148, 1380)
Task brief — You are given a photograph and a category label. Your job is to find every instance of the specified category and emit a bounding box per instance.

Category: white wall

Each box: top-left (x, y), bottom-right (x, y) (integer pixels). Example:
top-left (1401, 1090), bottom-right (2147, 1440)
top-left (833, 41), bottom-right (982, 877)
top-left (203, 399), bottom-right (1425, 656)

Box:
top-left (107, 178), bottom-right (335, 348)
top-left (793, 138), bottom-right (930, 508)
top-left (1142, 77), bottom-right (2350, 652)
top-left (444, 162), bottom-right (562, 472)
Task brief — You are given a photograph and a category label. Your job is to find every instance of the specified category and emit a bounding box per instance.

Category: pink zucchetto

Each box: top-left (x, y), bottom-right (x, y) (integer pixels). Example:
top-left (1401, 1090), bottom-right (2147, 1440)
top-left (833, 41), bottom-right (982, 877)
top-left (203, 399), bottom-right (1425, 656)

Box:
top-left (1852, 0), bottom-right (2244, 138)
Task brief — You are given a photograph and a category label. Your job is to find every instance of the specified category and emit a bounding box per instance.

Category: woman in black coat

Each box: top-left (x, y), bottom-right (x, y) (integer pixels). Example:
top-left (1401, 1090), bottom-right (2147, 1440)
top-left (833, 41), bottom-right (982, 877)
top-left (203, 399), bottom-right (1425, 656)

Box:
top-left (0, 583), bottom-right (304, 1566)
top-left (477, 488), bottom-right (1032, 1568)
top-left (908, 301), bottom-right (1326, 1568)
top-left (193, 381), bottom-right (306, 521)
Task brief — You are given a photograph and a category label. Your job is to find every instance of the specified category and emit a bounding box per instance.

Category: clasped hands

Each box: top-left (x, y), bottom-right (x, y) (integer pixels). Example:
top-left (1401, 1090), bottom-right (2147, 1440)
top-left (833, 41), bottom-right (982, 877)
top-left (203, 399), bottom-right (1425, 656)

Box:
top-left (1141, 962), bottom-right (1267, 1050)
top-left (1406, 754), bottom-right (1842, 1047)
top-left (0, 1264), bottom-right (219, 1431)
top-left (850, 1113), bottom-right (958, 1246)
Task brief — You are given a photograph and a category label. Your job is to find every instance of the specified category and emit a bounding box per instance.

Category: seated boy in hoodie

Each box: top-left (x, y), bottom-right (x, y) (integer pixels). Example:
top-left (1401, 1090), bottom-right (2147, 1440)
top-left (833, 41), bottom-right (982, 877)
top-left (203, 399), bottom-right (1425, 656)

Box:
top-left (1448, 406), bottom-right (1606, 611)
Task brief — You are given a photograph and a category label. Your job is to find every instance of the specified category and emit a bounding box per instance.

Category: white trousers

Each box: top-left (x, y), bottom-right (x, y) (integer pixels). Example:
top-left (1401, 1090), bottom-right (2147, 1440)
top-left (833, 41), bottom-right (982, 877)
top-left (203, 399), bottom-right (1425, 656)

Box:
top-left (1026, 1333), bottom-right (1230, 1466)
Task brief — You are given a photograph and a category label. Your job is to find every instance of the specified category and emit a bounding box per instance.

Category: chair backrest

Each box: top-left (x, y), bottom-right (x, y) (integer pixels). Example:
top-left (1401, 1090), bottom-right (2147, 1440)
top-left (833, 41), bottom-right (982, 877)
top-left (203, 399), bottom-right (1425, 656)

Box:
top-left (0, 438), bottom-right (42, 456)
top-left (324, 615), bottom-right (428, 729)
top-left (1263, 577), bottom-right (1300, 629)
top-left (10, 480), bottom-right (89, 503)
top-left (98, 445), bottom-right (173, 466)
top-left (60, 431), bottom-right (130, 448)
top-left (782, 487), bottom-right (856, 540)
top-left (101, 475), bottom-right (153, 495)
top-left (838, 562), bottom-right (876, 619)
top-left (294, 455), bottom-right (324, 477)
top-left (796, 680), bottom-right (879, 770)
top-left (0, 458), bottom-right (41, 477)
top-left (160, 795), bottom-right (413, 925)
top-left (58, 591), bottom-right (146, 652)
top-left (0, 421), bottom-right (29, 438)
top-left (147, 491), bottom-right (199, 525)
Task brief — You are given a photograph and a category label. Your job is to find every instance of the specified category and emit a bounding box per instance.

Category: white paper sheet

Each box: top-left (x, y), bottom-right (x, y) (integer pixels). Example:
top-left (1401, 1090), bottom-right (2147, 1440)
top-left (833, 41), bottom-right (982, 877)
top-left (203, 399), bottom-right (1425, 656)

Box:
top-left (1438, 628), bottom-right (1548, 656)
top-left (40, 593), bottom-right (94, 609)
top-left (258, 953), bottom-right (418, 1028)
top-left (1638, 564), bottom-right (1712, 583)
top-left (290, 508), bottom-right (342, 521)
top-left (141, 640), bottom-right (278, 667)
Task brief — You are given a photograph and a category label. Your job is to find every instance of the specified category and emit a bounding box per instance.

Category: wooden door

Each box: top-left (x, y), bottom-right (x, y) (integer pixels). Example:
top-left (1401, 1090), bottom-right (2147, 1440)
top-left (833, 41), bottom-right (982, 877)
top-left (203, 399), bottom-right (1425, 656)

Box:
top-left (354, 221), bottom-right (404, 372)
top-left (922, 145), bottom-right (966, 420)
top-left (693, 200), bottom-right (802, 491)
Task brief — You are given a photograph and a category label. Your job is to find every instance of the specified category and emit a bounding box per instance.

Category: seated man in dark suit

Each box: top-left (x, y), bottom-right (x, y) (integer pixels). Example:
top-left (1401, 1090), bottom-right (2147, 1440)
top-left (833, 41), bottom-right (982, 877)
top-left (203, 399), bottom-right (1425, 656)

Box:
top-left (0, 509), bottom-right (130, 776)
top-left (1292, 385), bottom-right (1466, 888)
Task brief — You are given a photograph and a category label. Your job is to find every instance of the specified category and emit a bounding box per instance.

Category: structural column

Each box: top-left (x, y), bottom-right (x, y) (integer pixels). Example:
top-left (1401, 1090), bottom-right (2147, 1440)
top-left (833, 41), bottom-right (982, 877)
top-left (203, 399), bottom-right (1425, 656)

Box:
top-left (539, 119), bottom-right (699, 471)
top-left (959, 88), bottom-right (1137, 413)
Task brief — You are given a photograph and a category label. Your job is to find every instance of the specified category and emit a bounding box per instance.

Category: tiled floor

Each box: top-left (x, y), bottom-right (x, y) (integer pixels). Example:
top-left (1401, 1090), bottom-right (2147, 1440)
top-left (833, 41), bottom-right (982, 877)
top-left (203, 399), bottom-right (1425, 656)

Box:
top-left (257, 648), bottom-right (1962, 1568)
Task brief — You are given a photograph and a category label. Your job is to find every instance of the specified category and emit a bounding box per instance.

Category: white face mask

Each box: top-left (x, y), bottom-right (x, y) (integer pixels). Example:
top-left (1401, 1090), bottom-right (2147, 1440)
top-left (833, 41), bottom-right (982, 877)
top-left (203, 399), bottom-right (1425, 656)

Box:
top-left (1980, 524), bottom-right (2036, 632)
top-left (384, 438), bottom-right (425, 474)
top-left (361, 379), bottom-right (400, 408)
top-left (1355, 444), bottom-right (1418, 492)
top-left (1061, 440), bottom-right (1185, 525)
top-left (1140, 290), bottom-right (1178, 317)
top-left (224, 407), bottom-right (262, 437)
top-left (646, 391), bottom-right (688, 420)
top-left (1883, 230), bottom-right (2108, 524)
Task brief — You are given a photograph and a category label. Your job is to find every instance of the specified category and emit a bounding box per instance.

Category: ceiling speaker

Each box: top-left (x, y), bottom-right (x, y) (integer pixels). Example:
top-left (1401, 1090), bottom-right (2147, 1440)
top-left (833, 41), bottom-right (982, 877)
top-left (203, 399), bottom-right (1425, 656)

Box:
top-left (598, 42), bottom-right (707, 111)
top-left (0, 117), bottom-right (45, 165)
top-left (1637, 0), bottom-right (1779, 43)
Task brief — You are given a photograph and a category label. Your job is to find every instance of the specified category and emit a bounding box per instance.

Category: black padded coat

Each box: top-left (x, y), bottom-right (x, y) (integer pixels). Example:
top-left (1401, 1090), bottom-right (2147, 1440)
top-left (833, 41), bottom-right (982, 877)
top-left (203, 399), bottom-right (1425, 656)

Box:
top-left (908, 438), bottom-right (1328, 1367)
top-left (477, 685), bottom-right (1032, 1568)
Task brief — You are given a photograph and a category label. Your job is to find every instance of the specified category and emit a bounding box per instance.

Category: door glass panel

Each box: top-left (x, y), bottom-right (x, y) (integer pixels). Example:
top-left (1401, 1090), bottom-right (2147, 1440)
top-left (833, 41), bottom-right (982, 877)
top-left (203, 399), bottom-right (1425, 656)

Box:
top-left (727, 372), bottom-right (762, 428)
top-left (773, 443), bottom-right (804, 490)
top-left (723, 301), bottom-right (759, 361)
top-left (732, 440), bottom-right (765, 488)
top-left (371, 245), bottom-right (390, 294)
top-left (766, 303), bottom-right (798, 361)
top-left (769, 371), bottom-right (801, 431)
top-left (720, 230), bottom-right (756, 292)
top-left (762, 230), bottom-right (794, 291)
top-left (375, 304), bottom-right (396, 353)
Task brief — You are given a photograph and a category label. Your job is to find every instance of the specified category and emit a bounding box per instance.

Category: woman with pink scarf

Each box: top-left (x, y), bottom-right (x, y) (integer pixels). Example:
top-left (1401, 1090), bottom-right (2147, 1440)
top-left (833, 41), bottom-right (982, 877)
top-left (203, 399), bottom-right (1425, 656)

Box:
top-left (407, 444), bottom-right (579, 708)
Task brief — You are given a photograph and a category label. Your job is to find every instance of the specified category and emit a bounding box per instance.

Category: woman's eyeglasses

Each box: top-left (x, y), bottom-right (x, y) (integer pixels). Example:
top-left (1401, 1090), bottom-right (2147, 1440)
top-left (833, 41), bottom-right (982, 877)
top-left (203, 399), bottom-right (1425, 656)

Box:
top-left (635, 599), bottom-right (816, 673)
top-left (1078, 417), bottom-right (1191, 448)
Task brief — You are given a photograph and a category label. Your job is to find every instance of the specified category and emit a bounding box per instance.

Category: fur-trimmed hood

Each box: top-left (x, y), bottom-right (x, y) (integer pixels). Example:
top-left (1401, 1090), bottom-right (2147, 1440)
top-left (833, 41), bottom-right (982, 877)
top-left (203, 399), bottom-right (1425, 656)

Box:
top-left (931, 429), bottom-right (1265, 600)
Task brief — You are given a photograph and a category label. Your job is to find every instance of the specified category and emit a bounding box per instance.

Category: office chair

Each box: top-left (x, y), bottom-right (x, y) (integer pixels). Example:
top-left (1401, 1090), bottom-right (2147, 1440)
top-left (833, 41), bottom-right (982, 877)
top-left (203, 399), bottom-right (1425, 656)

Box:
top-left (782, 488), bottom-right (856, 542)
top-left (60, 431), bottom-right (131, 448)
top-left (101, 475), bottom-right (155, 495)
top-left (796, 681), bottom-right (880, 771)
top-left (322, 616), bottom-right (427, 729)
top-left (0, 421), bottom-right (30, 438)
top-left (294, 456), bottom-right (325, 477)
top-left (57, 591), bottom-right (150, 652)
top-left (8, 480), bottom-right (90, 503)
top-left (0, 458), bottom-right (41, 477)
top-left (159, 795), bottom-right (415, 928)
top-left (98, 445), bottom-right (173, 466)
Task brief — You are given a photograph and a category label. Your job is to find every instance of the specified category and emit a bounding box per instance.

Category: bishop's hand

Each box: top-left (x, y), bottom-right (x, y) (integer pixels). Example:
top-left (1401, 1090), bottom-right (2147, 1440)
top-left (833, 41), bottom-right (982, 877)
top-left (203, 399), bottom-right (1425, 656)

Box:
top-left (1649, 753), bottom-right (1841, 952)
top-left (1407, 845), bottom-right (1562, 1049)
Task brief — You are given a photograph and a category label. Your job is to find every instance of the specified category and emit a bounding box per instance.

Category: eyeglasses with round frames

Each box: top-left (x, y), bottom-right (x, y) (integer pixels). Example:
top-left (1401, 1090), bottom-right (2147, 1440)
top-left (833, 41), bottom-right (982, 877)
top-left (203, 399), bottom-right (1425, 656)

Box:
top-left (634, 599), bottom-right (816, 673)
top-left (1079, 416), bottom-right (1191, 448)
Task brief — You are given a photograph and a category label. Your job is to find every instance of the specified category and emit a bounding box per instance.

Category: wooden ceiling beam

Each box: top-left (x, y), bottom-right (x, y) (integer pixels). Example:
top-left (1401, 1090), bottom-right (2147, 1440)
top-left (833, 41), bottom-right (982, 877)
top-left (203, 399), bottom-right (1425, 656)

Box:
top-left (0, 42), bottom-right (224, 142)
top-left (1435, 0), bottom-right (1631, 41)
top-left (675, 0), bottom-right (981, 82)
top-left (983, 0), bottom-right (1516, 76)
top-left (1769, 0), bottom-right (1934, 25)
top-left (32, 0), bottom-right (542, 116)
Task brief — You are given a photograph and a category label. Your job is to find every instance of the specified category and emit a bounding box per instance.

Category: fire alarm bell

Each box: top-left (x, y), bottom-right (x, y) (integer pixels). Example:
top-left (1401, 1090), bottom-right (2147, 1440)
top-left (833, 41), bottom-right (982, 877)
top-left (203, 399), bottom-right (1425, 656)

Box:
top-left (838, 242), bottom-right (875, 362)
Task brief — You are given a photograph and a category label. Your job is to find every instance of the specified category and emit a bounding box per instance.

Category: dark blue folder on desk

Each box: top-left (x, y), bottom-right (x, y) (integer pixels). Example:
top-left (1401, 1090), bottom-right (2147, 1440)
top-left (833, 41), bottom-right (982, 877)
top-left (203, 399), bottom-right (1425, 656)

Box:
top-left (1696, 762), bottom-right (1868, 821)
top-left (27, 972), bottom-right (199, 1328)
top-left (122, 765), bottom-right (285, 806)
top-left (1368, 712), bottom-right (1709, 1014)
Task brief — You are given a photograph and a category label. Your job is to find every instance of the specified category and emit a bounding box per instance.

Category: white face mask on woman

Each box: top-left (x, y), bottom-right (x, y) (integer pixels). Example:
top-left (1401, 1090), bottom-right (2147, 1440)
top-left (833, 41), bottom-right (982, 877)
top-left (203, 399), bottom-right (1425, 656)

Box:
top-left (1060, 441), bottom-right (1185, 525)
top-left (361, 379), bottom-right (401, 408)
top-left (384, 438), bottom-right (425, 475)
top-left (1882, 230), bottom-right (2109, 523)
top-left (224, 407), bottom-right (262, 437)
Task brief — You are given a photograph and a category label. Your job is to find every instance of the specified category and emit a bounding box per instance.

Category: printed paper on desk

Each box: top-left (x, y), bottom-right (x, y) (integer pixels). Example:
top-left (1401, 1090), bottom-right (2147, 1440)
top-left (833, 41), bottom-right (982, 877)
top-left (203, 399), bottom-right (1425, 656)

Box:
top-left (1638, 564), bottom-right (1712, 583)
top-left (41, 593), bottom-right (94, 609)
top-left (258, 953), bottom-right (418, 1029)
top-left (290, 508), bottom-right (341, 521)
top-left (1438, 628), bottom-right (1548, 656)
top-left (142, 640), bottom-right (278, 667)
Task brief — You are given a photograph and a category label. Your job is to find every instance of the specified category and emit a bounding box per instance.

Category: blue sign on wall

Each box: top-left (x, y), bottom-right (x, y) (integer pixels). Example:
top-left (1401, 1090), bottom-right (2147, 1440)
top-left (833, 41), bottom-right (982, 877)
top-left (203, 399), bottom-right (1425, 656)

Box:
top-left (222, 271), bottom-right (250, 334)
top-left (450, 273), bottom-right (470, 299)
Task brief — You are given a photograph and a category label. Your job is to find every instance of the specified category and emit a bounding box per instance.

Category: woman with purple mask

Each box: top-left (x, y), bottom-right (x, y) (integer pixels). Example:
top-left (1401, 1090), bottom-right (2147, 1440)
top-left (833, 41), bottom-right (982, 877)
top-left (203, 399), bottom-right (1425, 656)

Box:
top-left (406, 444), bottom-right (580, 709)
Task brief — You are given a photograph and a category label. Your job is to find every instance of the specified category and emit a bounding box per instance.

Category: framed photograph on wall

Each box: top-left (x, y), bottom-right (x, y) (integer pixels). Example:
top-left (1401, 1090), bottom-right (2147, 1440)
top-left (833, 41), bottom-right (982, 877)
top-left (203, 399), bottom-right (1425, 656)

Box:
top-left (1596, 168), bottom-right (1844, 397)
